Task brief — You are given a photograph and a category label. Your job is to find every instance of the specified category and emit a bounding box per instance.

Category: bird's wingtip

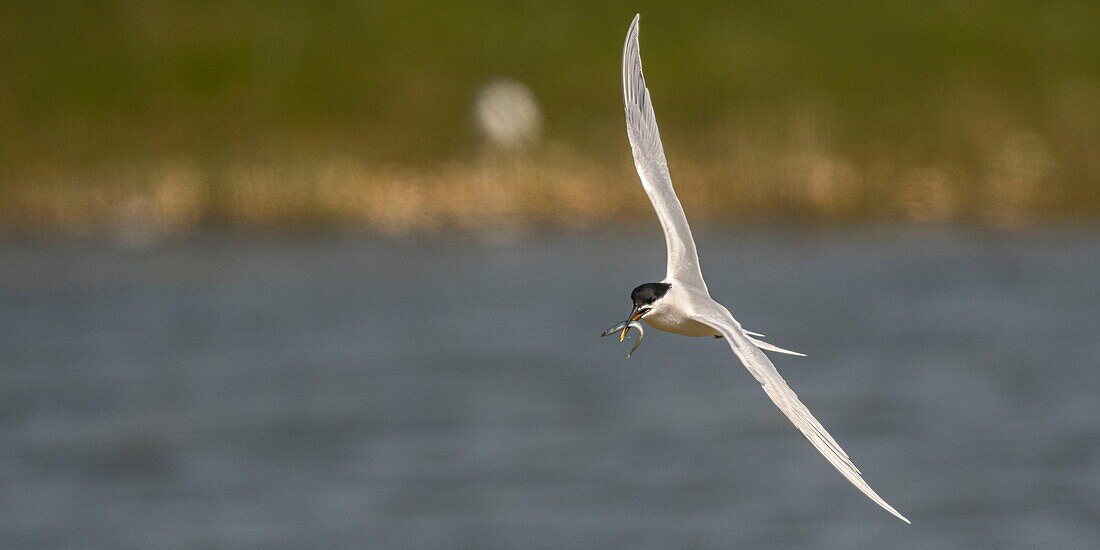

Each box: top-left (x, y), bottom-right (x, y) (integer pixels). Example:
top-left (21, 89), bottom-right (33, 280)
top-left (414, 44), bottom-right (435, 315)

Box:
top-left (885, 505), bottom-right (911, 524)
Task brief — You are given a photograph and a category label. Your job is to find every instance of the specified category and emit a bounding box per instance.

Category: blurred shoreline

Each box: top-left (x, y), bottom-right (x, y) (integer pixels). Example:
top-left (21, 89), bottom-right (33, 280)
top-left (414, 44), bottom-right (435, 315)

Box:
top-left (2, 2), bottom-right (1098, 236)
top-left (3, 135), bottom-right (1096, 238)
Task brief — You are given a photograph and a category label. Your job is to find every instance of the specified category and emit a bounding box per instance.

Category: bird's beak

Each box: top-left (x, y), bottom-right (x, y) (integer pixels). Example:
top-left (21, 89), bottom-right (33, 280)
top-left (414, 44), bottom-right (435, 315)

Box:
top-left (620, 306), bottom-right (647, 341)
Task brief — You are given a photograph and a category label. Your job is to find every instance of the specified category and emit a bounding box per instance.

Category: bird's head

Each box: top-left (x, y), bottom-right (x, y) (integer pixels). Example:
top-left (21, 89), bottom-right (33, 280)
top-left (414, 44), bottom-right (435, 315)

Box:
top-left (600, 282), bottom-right (670, 341)
top-left (628, 282), bottom-right (671, 321)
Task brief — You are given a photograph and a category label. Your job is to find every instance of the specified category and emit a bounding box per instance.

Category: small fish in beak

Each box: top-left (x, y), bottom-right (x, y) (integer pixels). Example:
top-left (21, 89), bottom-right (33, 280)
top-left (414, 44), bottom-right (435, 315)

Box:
top-left (601, 319), bottom-right (646, 358)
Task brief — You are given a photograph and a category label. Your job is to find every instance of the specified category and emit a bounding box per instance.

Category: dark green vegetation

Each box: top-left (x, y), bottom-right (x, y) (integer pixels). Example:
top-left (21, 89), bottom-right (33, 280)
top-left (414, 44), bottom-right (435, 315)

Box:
top-left (2, 1), bottom-right (1098, 233)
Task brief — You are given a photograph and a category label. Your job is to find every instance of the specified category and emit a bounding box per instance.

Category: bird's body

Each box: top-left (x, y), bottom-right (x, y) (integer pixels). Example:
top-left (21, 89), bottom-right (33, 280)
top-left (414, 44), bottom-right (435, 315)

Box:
top-left (604, 14), bottom-right (909, 524)
top-left (639, 283), bottom-right (719, 337)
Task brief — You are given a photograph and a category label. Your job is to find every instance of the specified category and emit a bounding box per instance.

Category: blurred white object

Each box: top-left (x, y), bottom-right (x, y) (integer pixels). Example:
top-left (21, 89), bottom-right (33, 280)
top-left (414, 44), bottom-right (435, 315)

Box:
top-left (473, 78), bottom-right (542, 151)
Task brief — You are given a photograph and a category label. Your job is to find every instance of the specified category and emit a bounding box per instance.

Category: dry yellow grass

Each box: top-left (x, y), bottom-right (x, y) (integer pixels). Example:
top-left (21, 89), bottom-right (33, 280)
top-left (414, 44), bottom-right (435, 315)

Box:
top-left (3, 123), bottom-right (1092, 238)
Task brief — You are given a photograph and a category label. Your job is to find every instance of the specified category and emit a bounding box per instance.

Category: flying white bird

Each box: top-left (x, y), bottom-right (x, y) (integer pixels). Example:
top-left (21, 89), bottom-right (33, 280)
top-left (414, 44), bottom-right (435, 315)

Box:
top-left (602, 14), bottom-right (910, 524)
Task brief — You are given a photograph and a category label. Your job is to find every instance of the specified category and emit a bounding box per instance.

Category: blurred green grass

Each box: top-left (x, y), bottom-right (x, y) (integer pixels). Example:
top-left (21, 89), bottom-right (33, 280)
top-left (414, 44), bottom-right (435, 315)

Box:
top-left (1, 1), bottom-right (1098, 233)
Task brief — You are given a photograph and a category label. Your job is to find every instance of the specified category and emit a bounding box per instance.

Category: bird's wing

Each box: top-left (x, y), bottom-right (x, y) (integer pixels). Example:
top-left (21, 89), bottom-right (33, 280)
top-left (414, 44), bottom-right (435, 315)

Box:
top-left (693, 303), bottom-right (910, 523)
top-left (622, 15), bottom-right (707, 292)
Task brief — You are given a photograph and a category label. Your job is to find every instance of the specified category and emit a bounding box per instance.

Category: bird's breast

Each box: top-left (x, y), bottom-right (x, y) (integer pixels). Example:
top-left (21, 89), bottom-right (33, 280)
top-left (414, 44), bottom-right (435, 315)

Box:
top-left (642, 311), bottom-right (718, 337)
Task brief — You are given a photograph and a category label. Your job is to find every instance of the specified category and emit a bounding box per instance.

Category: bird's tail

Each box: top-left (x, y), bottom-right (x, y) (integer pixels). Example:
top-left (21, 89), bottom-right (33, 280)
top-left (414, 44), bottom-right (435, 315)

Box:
top-left (747, 334), bottom-right (805, 357)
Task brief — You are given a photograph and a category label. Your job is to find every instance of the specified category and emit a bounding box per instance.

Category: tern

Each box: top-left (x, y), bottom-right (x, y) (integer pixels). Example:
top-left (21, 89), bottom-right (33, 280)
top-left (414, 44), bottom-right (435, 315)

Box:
top-left (602, 14), bottom-right (909, 524)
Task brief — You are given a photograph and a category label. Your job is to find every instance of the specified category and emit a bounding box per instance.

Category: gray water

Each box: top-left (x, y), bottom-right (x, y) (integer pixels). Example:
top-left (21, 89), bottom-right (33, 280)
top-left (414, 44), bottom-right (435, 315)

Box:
top-left (1, 229), bottom-right (1098, 548)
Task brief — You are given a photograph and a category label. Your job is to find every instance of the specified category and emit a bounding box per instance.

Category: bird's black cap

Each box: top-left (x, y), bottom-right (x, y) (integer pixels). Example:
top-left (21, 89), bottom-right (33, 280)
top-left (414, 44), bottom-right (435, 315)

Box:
top-left (631, 282), bottom-right (671, 307)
